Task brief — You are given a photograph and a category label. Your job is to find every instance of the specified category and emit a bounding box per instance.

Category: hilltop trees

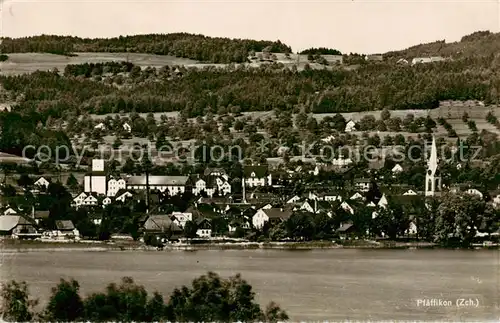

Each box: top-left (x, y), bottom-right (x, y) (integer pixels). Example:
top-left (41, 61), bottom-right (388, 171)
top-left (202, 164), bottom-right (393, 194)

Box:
top-left (0, 273), bottom-right (289, 322)
top-left (0, 34), bottom-right (291, 63)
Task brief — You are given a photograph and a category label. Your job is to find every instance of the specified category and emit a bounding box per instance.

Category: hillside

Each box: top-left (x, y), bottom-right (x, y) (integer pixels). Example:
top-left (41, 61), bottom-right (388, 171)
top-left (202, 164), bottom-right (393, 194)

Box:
top-left (0, 33), bottom-right (292, 64)
top-left (384, 30), bottom-right (500, 60)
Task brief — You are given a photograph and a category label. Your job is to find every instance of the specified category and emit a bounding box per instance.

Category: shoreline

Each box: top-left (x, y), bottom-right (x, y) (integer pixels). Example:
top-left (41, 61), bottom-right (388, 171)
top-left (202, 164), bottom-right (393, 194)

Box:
top-left (1, 239), bottom-right (499, 252)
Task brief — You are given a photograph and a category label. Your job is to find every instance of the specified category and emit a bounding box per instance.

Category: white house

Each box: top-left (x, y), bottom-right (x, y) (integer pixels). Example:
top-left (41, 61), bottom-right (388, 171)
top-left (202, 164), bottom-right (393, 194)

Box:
top-left (350, 192), bottom-right (364, 201)
top-left (83, 194), bottom-right (98, 207)
top-left (345, 120), bottom-right (356, 132)
top-left (196, 218), bottom-right (212, 238)
top-left (366, 201), bottom-right (376, 207)
top-left (115, 191), bottom-right (134, 203)
top-left (493, 195), bottom-right (500, 208)
top-left (243, 165), bottom-right (272, 187)
top-left (3, 207), bottom-right (17, 215)
top-left (84, 159), bottom-right (107, 195)
top-left (171, 212), bottom-right (192, 228)
top-left (300, 201), bottom-right (315, 213)
top-left (34, 177), bottom-right (50, 189)
top-left (332, 156), bottom-right (353, 167)
top-left (405, 221), bottom-right (418, 235)
top-left (378, 194), bottom-right (388, 209)
top-left (94, 122), bottom-right (106, 130)
top-left (252, 208), bottom-right (292, 229)
top-left (392, 164), bottom-right (403, 174)
top-left (403, 189), bottom-right (417, 196)
top-left (286, 195), bottom-right (301, 204)
top-left (72, 192), bottom-right (88, 207)
top-left (465, 188), bottom-right (483, 199)
top-left (126, 175), bottom-right (189, 196)
top-left (308, 166), bottom-right (320, 176)
top-left (193, 178), bottom-right (206, 195)
top-left (102, 197), bottom-right (112, 207)
top-left (107, 177), bottom-right (126, 197)
top-left (411, 56), bottom-right (445, 66)
top-left (322, 193), bottom-right (342, 202)
top-left (123, 122), bottom-right (132, 133)
top-left (340, 201), bottom-right (354, 215)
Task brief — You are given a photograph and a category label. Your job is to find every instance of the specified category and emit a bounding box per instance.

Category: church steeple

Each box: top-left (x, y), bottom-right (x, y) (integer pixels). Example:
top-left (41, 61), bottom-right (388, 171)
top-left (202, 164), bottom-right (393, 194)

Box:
top-left (425, 136), bottom-right (441, 196)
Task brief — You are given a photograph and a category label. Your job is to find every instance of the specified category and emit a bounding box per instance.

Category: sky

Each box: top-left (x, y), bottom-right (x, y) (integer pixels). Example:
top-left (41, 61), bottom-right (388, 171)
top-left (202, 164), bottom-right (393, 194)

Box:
top-left (1, 0), bottom-right (499, 54)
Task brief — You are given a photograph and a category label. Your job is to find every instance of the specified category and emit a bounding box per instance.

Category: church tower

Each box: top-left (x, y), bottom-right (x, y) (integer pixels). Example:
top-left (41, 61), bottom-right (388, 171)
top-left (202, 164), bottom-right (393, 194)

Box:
top-left (425, 136), bottom-right (441, 196)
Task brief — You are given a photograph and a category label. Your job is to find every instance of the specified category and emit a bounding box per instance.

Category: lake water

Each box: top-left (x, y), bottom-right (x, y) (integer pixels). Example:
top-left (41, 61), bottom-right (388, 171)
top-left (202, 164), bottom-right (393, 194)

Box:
top-left (1, 249), bottom-right (499, 321)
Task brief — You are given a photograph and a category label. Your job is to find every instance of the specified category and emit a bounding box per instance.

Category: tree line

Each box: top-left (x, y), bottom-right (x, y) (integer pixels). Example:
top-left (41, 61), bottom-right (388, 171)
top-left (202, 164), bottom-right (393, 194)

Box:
top-left (0, 272), bottom-right (288, 322)
top-left (0, 34), bottom-right (292, 63)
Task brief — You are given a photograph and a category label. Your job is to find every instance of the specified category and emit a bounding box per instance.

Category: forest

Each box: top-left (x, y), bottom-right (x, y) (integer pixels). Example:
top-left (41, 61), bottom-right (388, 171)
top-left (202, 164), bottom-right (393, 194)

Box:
top-left (0, 34), bottom-right (292, 63)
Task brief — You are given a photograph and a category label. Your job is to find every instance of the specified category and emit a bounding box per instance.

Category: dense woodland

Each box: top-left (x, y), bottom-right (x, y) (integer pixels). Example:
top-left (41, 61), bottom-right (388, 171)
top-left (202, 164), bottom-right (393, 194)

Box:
top-left (0, 34), bottom-right (292, 63)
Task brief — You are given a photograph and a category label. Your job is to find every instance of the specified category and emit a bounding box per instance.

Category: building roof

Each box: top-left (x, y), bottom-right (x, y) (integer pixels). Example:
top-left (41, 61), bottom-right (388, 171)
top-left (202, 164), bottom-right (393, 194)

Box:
top-left (204, 168), bottom-right (227, 176)
top-left (34, 210), bottom-right (50, 219)
top-left (127, 175), bottom-right (188, 186)
top-left (262, 208), bottom-right (293, 220)
top-left (243, 165), bottom-right (268, 178)
top-left (337, 222), bottom-right (354, 232)
top-left (143, 215), bottom-right (182, 232)
top-left (55, 220), bottom-right (75, 231)
top-left (0, 215), bottom-right (20, 232)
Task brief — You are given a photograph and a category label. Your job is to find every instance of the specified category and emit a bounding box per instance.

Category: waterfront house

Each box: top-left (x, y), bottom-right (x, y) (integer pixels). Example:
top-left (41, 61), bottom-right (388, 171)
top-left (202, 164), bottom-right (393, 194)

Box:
top-left (252, 207), bottom-right (292, 229)
top-left (196, 218), bottom-right (212, 238)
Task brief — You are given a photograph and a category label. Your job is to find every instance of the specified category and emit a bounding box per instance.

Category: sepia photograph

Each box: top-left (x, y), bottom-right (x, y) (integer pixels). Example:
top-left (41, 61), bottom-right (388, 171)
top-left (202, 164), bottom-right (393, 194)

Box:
top-left (0, 0), bottom-right (499, 321)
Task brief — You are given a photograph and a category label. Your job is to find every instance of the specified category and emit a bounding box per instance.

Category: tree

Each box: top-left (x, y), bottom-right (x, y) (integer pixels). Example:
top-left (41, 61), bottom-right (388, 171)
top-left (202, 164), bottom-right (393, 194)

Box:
top-left (183, 220), bottom-right (198, 238)
top-left (66, 173), bottom-right (79, 190)
top-left (0, 280), bottom-right (38, 322)
top-left (1, 184), bottom-right (16, 197)
top-left (44, 279), bottom-right (84, 321)
top-left (165, 272), bottom-right (286, 322)
top-left (17, 174), bottom-right (34, 189)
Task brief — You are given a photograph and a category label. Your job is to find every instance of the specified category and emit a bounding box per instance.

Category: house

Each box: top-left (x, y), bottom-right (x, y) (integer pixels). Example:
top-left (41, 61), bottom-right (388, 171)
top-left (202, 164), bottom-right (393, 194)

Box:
top-left (354, 178), bottom-right (371, 192)
top-left (366, 201), bottom-right (376, 207)
top-left (365, 54), bottom-right (383, 61)
top-left (126, 175), bottom-right (189, 196)
top-left (340, 201), bottom-right (354, 215)
top-left (192, 177), bottom-right (207, 195)
top-left (84, 159), bottom-right (107, 195)
top-left (411, 56), bottom-right (445, 65)
top-left (396, 58), bottom-right (409, 65)
top-left (403, 189), bottom-right (418, 196)
top-left (332, 156), bottom-right (353, 167)
top-left (196, 218), bottom-right (212, 238)
top-left (308, 166), bottom-right (320, 176)
top-left (34, 176), bottom-right (50, 189)
top-left (252, 208), bottom-right (292, 229)
top-left (102, 197), bottom-right (112, 207)
top-left (72, 192), bottom-right (88, 207)
top-left (82, 193), bottom-right (99, 207)
top-left (170, 211), bottom-right (192, 228)
top-left (378, 194), bottom-right (388, 209)
top-left (33, 210), bottom-right (49, 225)
top-left (123, 122), bottom-right (132, 133)
top-left (286, 195), bottom-right (301, 204)
top-left (300, 200), bottom-right (315, 213)
top-left (3, 207), bottom-right (18, 215)
top-left (337, 222), bottom-right (356, 239)
top-left (465, 188), bottom-right (483, 199)
top-left (321, 193), bottom-right (342, 202)
top-left (492, 195), bottom-right (500, 208)
top-left (405, 221), bottom-right (418, 236)
top-left (54, 220), bottom-right (80, 240)
top-left (392, 164), bottom-right (403, 174)
top-left (0, 215), bottom-right (39, 238)
top-left (115, 190), bottom-right (134, 203)
top-left (350, 192), bottom-right (364, 201)
top-left (94, 122), bottom-right (106, 130)
top-left (243, 165), bottom-right (272, 187)
top-left (107, 177), bottom-right (126, 197)
top-left (345, 120), bottom-right (356, 132)
top-left (143, 215), bottom-right (182, 236)
top-left (204, 168), bottom-right (227, 177)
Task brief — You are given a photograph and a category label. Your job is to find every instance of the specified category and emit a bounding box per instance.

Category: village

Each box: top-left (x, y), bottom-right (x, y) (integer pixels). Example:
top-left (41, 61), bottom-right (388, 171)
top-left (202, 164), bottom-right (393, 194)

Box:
top-left (1, 134), bottom-right (499, 248)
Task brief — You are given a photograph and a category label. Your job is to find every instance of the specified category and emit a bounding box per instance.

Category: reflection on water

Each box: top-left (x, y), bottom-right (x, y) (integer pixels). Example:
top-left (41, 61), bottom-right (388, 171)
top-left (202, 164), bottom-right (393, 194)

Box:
top-left (1, 249), bottom-right (499, 321)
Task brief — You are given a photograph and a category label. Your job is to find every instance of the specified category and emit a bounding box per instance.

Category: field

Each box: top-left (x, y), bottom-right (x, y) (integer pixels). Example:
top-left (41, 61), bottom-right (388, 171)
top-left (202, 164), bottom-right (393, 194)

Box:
top-left (0, 52), bottom-right (339, 76)
top-left (0, 53), bottom-right (200, 75)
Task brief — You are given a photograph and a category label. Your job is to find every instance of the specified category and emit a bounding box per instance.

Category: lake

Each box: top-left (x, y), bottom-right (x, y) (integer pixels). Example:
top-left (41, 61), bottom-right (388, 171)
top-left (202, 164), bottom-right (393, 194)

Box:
top-left (1, 249), bottom-right (499, 321)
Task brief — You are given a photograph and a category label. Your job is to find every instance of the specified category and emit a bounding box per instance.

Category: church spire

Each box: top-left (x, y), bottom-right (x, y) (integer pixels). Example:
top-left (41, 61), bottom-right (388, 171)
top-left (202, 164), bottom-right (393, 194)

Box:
top-left (428, 136), bottom-right (438, 174)
top-left (425, 136), bottom-right (441, 197)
